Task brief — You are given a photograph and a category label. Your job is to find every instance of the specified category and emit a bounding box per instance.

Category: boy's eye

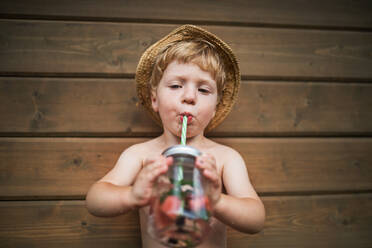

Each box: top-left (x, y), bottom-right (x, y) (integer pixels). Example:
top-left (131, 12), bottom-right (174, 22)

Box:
top-left (198, 88), bottom-right (210, 94)
top-left (170, 85), bottom-right (182, 89)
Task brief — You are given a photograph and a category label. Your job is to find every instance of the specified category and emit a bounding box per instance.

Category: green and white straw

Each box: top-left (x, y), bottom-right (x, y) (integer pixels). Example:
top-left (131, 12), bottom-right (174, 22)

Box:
top-left (176, 115), bottom-right (188, 182)
top-left (181, 115), bottom-right (188, 145)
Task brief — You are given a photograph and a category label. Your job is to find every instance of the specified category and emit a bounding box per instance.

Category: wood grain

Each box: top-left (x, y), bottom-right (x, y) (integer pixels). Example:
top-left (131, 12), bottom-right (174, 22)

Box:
top-left (0, 78), bottom-right (159, 135)
top-left (1, 78), bottom-right (371, 136)
top-left (0, 0), bottom-right (371, 29)
top-left (0, 194), bottom-right (371, 248)
top-left (0, 200), bottom-right (141, 248)
top-left (1, 137), bottom-right (371, 198)
top-left (215, 81), bottom-right (372, 135)
top-left (0, 2), bottom-right (371, 248)
top-left (227, 194), bottom-right (372, 248)
top-left (1, 21), bottom-right (372, 79)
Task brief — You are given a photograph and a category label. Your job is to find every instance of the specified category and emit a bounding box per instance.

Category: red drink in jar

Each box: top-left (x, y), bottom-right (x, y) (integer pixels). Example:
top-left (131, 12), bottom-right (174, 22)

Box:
top-left (148, 145), bottom-right (212, 247)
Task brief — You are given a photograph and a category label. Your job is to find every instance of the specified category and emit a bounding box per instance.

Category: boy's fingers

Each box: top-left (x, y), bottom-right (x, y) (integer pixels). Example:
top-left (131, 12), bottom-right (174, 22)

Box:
top-left (201, 153), bottom-right (216, 165)
top-left (144, 155), bottom-right (168, 170)
top-left (146, 159), bottom-right (167, 174)
top-left (196, 154), bottom-right (220, 187)
top-left (203, 169), bottom-right (220, 184)
top-left (196, 155), bottom-right (216, 171)
top-left (147, 163), bottom-right (168, 182)
top-left (138, 164), bottom-right (166, 187)
top-left (143, 155), bottom-right (162, 166)
top-left (144, 156), bottom-right (173, 172)
top-left (165, 156), bottom-right (173, 166)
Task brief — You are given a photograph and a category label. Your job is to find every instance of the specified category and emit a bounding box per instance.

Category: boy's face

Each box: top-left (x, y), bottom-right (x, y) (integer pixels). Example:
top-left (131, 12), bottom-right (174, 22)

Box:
top-left (151, 61), bottom-right (218, 137)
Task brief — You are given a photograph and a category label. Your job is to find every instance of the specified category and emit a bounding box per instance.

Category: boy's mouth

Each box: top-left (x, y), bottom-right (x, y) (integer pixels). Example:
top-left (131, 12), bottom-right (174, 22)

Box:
top-left (179, 112), bottom-right (193, 124)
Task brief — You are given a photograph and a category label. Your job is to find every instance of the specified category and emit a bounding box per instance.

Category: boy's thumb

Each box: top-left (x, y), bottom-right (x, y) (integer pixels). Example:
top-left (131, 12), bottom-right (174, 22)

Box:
top-left (165, 156), bottom-right (173, 166)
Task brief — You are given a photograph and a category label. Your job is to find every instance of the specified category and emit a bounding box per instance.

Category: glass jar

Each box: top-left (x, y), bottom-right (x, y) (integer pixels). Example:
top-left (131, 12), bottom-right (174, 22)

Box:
top-left (148, 145), bottom-right (212, 247)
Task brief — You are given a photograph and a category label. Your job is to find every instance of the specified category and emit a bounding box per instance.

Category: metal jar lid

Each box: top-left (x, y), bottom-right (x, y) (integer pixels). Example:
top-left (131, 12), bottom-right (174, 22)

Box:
top-left (162, 145), bottom-right (201, 157)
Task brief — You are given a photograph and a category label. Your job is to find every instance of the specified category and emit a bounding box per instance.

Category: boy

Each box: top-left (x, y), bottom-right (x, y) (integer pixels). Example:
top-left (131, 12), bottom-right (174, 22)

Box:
top-left (86, 25), bottom-right (265, 247)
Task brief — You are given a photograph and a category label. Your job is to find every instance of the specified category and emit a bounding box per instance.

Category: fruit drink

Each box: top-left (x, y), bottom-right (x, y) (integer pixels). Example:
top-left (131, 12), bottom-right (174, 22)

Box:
top-left (148, 145), bottom-right (212, 247)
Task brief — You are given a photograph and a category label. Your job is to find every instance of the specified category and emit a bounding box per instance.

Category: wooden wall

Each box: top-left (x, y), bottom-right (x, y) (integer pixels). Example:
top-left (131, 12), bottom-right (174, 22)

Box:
top-left (1, 1), bottom-right (372, 247)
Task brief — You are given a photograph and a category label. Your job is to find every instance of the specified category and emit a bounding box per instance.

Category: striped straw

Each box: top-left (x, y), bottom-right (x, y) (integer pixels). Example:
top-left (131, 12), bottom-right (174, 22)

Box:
top-left (175, 115), bottom-right (188, 182)
top-left (181, 115), bottom-right (188, 145)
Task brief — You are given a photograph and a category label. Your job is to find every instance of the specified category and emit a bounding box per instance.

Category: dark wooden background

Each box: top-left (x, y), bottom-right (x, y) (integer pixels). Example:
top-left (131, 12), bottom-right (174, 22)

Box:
top-left (1, 1), bottom-right (372, 247)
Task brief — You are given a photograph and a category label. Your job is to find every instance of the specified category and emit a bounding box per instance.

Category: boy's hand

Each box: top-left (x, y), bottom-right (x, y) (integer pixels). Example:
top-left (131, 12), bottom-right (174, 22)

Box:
top-left (130, 155), bottom-right (173, 207)
top-left (195, 153), bottom-right (221, 207)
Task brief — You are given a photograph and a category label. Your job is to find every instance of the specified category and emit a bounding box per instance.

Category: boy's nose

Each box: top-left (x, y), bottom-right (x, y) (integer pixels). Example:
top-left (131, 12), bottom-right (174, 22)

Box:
top-left (182, 86), bottom-right (196, 105)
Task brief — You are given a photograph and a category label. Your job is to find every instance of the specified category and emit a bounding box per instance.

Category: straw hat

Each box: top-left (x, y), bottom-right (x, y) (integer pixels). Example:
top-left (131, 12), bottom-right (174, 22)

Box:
top-left (135, 25), bottom-right (240, 132)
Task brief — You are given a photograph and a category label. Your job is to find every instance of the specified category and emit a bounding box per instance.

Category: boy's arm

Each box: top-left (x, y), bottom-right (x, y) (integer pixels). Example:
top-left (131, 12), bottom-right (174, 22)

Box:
top-left (86, 144), bottom-right (172, 217)
top-left (85, 145), bottom-right (142, 217)
top-left (213, 148), bottom-right (265, 234)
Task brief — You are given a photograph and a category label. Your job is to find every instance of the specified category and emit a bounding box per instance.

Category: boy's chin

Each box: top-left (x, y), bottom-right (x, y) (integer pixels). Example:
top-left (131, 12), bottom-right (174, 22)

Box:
top-left (179, 130), bottom-right (204, 139)
top-left (171, 129), bottom-right (197, 139)
top-left (163, 123), bottom-right (205, 139)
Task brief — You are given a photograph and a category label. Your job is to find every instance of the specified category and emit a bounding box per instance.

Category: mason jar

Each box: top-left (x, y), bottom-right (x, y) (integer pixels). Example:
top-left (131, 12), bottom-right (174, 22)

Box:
top-left (148, 145), bottom-right (212, 247)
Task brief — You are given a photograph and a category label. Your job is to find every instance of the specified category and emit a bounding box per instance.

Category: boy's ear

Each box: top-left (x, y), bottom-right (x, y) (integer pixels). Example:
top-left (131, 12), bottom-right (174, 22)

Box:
top-left (212, 100), bottom-right (218, 118)
top-left (212, 107), bottom-right (216, 119)
top-left (151, 89), bottom-right (158, 112)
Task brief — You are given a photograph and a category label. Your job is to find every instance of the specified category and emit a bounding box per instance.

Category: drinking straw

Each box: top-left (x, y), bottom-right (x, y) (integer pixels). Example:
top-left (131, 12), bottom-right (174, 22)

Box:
top-left (175, 115), bottom-right (188, 182)
top-left (181, 115), bottom-right (187, 145)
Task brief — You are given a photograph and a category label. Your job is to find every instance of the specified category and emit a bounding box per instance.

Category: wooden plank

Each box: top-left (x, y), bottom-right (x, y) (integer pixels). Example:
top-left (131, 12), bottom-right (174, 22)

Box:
top-left (1, 21), bottom-right (372, 79)
top-left (0, 137), bottom-right (371, 198)
top-left (0, 0), bottom-right (371, 29)
top-left (1, 78), bottom-right (372, 136)
top-left (1, 194), bottom-right (371, 247)
top-left (0, 200), bottom-right (141, 248)
top-left (227, 194), bottom-right (372, 248)
top-left (217, 138), bottom-right (372, 194)
top-left (214, 81), bottom-right (372, 136)
top-left (0, 78), bottom-right (159, 135)
top-left (0, 138), bottom-right (146, 198)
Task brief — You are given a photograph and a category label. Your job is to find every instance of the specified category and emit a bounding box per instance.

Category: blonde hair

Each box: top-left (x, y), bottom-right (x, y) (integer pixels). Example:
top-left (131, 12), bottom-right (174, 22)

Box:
top-left (149, 39), bottom-right (226, 97)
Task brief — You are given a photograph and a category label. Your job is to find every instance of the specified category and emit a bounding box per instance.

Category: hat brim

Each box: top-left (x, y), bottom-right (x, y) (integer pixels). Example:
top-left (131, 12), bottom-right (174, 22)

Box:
top-left (135, 25), bottom-right (240, 132)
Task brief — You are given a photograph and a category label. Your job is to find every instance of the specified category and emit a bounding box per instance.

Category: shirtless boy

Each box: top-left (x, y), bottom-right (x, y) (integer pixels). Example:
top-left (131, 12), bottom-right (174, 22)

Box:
top-left (86, 25), bottom-right (265, 247)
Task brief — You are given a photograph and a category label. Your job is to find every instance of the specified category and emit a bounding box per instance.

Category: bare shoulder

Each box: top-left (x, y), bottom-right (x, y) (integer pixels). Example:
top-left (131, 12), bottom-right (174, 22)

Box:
top-left (206, 139), bottom-right (259, 198)
top-left (121, 137), bottom-right (164, 159)
top-left (121, 139), bottom-right (156, 158)
top-left (206, 140), bottom-right (244, 166)
top-left (99, 138), bottom-right (162, 185)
